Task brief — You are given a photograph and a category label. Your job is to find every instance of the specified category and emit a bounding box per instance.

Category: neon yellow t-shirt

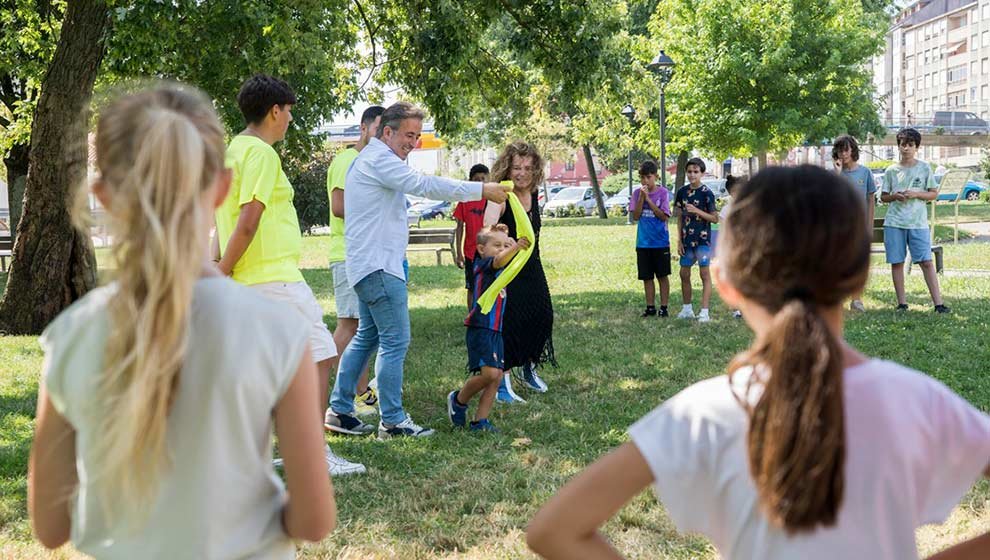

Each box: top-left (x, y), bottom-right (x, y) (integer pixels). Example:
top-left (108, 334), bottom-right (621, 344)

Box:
top-left (216, 135), bottom-right (303, 285)
top-left (327, 147), bottom-right (359, 264)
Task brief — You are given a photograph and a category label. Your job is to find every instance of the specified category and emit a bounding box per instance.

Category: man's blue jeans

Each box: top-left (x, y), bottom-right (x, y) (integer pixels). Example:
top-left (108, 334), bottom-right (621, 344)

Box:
top-left (330, 270), bottom-right (410, 426)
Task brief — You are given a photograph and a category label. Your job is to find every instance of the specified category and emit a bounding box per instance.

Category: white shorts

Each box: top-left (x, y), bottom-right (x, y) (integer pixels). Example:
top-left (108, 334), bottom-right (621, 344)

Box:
top-left (251, 281), bottom-right (337, 362)
top-left (330, 261), bottom-right (360, 319)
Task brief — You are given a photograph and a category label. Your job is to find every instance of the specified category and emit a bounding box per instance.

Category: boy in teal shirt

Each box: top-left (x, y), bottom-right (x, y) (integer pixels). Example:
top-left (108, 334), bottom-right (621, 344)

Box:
top-left (880, 128), bottom-right (949, 313)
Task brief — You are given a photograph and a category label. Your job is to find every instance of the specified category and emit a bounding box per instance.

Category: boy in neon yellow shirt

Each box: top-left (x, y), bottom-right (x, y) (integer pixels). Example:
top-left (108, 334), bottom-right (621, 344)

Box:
top-left (214, 74), bottom-right (364, 476)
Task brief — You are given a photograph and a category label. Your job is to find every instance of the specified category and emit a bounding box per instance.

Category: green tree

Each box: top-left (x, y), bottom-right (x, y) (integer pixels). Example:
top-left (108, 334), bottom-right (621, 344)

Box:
top-left (646, 0), bottom-right (888, 167)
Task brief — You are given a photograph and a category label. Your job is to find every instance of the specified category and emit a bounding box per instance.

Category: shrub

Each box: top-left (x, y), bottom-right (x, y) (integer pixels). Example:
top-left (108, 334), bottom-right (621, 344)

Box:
top-left (600, 174), bottom-right (633, 195)
top-left (981, 190), bottom-right (990, 204)
top-left (289, 153), bottom-right (332, 234)
top-left (607, 204), bottom-right (626, 218)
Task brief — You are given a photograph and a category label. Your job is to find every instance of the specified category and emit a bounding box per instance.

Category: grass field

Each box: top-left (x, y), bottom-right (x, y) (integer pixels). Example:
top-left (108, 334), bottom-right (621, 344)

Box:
top-left (2, 219), bottom-right (989, 559)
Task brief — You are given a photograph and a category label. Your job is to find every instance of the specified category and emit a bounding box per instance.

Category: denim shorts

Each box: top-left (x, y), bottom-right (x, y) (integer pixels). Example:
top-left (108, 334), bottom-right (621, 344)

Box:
top-left (466, 328), bottom-right (504, 372)
top-left (884, 227), bottom-right (931, 264)
top-left (679, 244), bottom-right (712, 267)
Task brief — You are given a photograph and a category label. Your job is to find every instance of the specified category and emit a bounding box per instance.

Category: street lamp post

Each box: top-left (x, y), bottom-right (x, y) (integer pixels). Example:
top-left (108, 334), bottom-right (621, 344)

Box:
top-left (621, 104), bottom-right (636, 225)
top-left (647, 49), bottom-right (675, 189)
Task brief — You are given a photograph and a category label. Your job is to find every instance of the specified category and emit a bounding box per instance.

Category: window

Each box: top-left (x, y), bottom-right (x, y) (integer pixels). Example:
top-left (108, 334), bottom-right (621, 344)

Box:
top-left (917, 77), bottom-right (924, 90)
top-left (984, 4), bottom-right (990, 19)
top-left (925, 74), bottom-right (931, 89)
top-left (972, 61), bottom-right (979, 76)
top-left (983, 85), bottom-right (988, 101)
top-left (983, 58), bottom-right (989, 74)
top-left (973, 33), bottom-right (979, 49)
top-left (564, 161), bottom-right (575, 172)
top-left (984, 31), bottom-right (990, 48)
top-left (973, 8), bottom-right (979, 23)
top-left (947, 65), bottom-right (967, 84)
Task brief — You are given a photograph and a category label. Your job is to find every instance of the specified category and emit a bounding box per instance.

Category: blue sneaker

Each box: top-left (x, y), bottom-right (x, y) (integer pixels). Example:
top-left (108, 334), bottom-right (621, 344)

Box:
top-left (470, 418), bottom-right (498, 433)
top-left (447, 390), bottom-right (467, 428)
top-left (496, 373), bottom-right (527, 404)
top-left (515, 363), bottom-right (549, 393)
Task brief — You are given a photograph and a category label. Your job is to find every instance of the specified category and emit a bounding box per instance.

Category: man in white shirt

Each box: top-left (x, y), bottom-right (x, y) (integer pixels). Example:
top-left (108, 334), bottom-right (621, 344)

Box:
top-left (325, 102), bottom-right (508, 439)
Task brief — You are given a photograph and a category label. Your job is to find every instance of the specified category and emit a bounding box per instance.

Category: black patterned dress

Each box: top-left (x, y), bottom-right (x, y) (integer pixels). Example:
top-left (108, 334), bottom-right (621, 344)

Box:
top-left (497, 192), bottom-right (557, 369)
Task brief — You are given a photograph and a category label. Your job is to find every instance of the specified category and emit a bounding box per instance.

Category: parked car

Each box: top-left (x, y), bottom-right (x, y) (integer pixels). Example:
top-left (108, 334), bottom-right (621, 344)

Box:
top-left (701, 178), bottom-right (729, 199)
top-left (605, 191), bottom-right (631, 215)
top-left (934, 174), bottom-right (988, 201)
top-left (538, 185), bottom-right (568, 210)
top-left (929, 111), bottom-right (990, 135)
top-left (543, 186), bottom-right (597, 216)
top-left (406, 198), bottom-right (450, 224)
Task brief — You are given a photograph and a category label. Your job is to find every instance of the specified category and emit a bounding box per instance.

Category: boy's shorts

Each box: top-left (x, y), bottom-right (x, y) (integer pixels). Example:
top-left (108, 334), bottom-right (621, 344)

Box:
top-left (679, 244), bottom-right (712, 267)
top-left (463, 255), bottom-right (475, 290)
top-left (466, 327), bottom-right (504, 372)
top-left (330, 261), bottom-right (360, 319)
top-left (251, 280), bottom-right (337, 362)
top-left (636, 247), bottom-right (672, 280)
top-left (884, 226), bottom-right (931, 264)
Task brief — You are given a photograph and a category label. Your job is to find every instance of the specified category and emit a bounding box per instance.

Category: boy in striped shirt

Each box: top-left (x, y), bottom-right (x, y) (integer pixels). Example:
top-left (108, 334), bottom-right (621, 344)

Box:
top-left (447, 224), bottom-right (530, 432)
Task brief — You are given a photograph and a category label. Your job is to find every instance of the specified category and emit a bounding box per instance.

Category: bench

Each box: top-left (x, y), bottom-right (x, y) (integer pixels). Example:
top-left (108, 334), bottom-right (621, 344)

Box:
top-left (872, 218), bottom-right (943, 273)
top-left (408, 227), bottom-right (455, 266)
top-left (0, 234), bottom-right (11, 273)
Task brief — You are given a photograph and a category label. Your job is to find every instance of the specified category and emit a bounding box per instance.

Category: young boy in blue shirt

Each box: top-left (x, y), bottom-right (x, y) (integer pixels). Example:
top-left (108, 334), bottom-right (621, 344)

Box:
top-left (833, 135), bottom-right (876, 312)
top-left (673, 157), bottom-right (718, 322)
top-left (448, 224), bottom-right (531, 432)
top-left (630, 160), bottom-right (672, 317)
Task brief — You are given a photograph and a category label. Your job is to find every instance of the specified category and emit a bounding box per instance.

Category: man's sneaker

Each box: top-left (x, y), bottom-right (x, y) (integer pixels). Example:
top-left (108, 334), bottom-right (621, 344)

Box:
top-left (354, 387), bottom-right (379, 417)
top-left (895, 303), bottom-right (909, 312)
top-left (469, 419), bottom-right (498, 433)
top-left (850, 300), bottom-right (866, 312)
top-left (378, 416), bottom-right (435, 439)
top-left (516, 363), bottom-right (548, 393)
top-left (324, 410), bottom-right (375, 436)
top-left (677, 308), bottom-right (696, 319)
top-left (641, 307), bottom-right (657, 317)
top-left (325, 445), bottom-right (366, 476)
top-left (732, 310), bottom-right (743, 319)
top-left (697, 311), bottom-right (711, 323)
top-left (659, 307), bottom-right (669, 317)
top-left (934, 304), bottom-right (951, 314)
top-left (447, 390), bottom-right (468, 428)
top-left (496, 373), bottom-right (527, 404)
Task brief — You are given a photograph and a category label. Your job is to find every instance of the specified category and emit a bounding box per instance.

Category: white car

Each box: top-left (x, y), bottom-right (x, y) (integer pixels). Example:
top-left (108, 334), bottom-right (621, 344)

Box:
top-left (701, 179), bottom-right (729, 199)
top-left (543, 187), bottom-right (597, 216)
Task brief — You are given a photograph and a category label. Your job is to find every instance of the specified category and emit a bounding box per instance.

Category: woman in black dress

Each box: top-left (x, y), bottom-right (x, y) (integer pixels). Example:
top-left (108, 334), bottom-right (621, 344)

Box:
top-left (484, 141), bottom-right (556, 402)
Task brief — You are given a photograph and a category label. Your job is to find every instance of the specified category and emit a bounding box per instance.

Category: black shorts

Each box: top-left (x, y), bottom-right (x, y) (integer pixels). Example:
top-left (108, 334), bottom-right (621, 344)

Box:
top-left (636, 247), bottom-right (672, 280)
top-left (463, 254), bottom-right (475, 289)
top-left (466, 328), bottom-right (504, 372)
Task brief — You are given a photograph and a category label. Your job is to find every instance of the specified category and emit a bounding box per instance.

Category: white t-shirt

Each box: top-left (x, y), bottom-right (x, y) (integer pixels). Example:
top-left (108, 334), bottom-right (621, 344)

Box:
top-left (41, 277), bottom-right (309, 560)
top-left (629, 359), bottom-right (990, 560)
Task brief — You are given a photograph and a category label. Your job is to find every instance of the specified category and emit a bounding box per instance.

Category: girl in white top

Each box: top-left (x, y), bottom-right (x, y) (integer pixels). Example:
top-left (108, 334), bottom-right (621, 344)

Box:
top-left (527, 165), bottom-right (990, 560)
top-left (28, 85), bottom-right (336, 558)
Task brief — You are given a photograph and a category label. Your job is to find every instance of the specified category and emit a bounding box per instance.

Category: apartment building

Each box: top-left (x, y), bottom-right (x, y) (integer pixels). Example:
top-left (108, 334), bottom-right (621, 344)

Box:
top-left (874, 0), bottom-right (990, 166)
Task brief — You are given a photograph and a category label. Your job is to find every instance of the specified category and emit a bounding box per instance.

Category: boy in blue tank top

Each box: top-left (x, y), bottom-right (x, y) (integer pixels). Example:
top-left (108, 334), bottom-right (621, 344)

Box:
top-left (447, 224), bottom-right (530, 432)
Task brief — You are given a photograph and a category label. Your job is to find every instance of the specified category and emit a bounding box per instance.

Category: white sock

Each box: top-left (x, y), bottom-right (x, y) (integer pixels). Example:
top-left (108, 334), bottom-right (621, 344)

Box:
top-left (700, 308), bottom-right (710, 316)
top-left (682, 304), bottom-right (693, 312)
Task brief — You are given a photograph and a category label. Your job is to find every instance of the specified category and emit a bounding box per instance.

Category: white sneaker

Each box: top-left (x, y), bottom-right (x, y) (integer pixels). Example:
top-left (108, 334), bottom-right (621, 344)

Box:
top-left (677, 308), bottom-right (696, 320)
top-left (732, 310), bottom-right (743, 319)
top-left (850, 300), bottom-right (866, 312)
top-left (325, 445), bottom-right (366, 476)
top-left (697, 312), bottom-right (711, 323)
top-left (378, 416), bottom-right (435, 439)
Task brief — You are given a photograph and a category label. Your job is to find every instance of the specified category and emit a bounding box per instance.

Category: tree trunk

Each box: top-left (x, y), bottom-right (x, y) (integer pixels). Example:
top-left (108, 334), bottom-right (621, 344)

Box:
top-left (3, 143), bottom-right (29, 243)
top-left (758, 151), bottom-right (768, 171)
top-left (674, 150), bottom-right (689, 189)
top-left (582, 144), bottom-right (607, 219)
top-left (0, 1), bottom-right (109, 335)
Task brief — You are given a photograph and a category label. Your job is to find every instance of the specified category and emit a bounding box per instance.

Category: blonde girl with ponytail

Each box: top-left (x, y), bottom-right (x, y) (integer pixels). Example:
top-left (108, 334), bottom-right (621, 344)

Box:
top-left (527, 165), bottom-right (990, 560)
top-left (28, 85), bottom-right (336, 558)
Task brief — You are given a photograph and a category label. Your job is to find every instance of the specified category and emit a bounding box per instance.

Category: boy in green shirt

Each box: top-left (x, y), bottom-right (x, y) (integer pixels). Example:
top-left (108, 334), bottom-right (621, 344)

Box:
top-left (880, 128), bottom-right (949, 313)
top-left (214, 74), bottom-right (366, 475)
top-left (327, 105), bottom-right (384, 416)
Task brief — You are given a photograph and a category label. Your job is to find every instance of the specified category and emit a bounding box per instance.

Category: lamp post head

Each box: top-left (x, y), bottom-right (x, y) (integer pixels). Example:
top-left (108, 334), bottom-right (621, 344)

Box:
top-left (621, 104), bottom-right (636, 123)
top-left (648, 49), bottom-right (675, 87)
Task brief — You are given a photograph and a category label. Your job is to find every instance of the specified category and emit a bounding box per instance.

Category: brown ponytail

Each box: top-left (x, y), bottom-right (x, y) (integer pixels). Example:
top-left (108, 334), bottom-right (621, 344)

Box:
top-left (720, 165), bottom-right (870, 534)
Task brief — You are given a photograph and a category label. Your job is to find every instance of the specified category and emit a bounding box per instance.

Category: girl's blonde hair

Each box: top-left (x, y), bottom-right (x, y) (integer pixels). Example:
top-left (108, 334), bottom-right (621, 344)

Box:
top-left (89, 85), bottom-right (226, 522)
top-left (490, 141), bottom-right (545, 193)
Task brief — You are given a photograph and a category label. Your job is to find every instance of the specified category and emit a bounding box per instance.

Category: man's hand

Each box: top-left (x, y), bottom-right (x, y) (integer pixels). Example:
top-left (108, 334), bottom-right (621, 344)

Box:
top-left (481, 183), bottom-right (509, 204)
top-left (454, 253), bottom-right (464, 269)
top-left (517, 237), bottom-right (532, 251)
